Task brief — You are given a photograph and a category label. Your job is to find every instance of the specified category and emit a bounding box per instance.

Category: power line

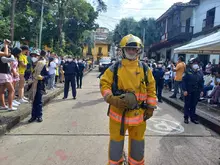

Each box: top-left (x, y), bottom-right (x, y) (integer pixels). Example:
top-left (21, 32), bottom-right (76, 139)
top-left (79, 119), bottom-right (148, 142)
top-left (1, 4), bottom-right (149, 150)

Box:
top-left (107, 5), bottom-right (167, 11)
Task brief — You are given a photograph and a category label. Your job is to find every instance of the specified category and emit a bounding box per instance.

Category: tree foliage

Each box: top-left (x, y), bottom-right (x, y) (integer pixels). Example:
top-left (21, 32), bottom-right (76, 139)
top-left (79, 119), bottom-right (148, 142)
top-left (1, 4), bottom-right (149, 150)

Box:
top-left (113, 18), bottom-right (160, 47)
top-left (0, 0), bottom-right (107, 55)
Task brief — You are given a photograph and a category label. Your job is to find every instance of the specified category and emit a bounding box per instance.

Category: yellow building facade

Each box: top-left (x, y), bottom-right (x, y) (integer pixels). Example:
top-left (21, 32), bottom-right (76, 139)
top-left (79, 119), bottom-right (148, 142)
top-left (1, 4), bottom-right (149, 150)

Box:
top-left (83, 42), bottom-right (109, 61)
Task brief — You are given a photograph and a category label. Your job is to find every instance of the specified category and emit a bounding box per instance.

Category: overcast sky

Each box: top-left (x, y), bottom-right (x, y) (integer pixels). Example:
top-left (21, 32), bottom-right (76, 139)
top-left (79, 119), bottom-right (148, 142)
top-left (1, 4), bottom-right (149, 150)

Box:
top-left (86, 0), bottom-right (190, 31)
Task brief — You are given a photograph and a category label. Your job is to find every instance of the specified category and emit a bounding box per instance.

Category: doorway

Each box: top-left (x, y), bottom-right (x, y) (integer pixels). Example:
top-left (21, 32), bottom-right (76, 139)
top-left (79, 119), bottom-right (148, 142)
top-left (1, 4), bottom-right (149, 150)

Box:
top-left (198, 54), bottom-right (210, 70)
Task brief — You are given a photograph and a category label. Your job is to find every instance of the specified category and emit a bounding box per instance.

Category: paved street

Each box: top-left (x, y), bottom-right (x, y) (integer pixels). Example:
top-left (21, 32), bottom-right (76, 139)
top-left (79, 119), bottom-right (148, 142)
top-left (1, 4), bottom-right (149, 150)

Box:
top-left (0, 69), bottom-right (219, 165)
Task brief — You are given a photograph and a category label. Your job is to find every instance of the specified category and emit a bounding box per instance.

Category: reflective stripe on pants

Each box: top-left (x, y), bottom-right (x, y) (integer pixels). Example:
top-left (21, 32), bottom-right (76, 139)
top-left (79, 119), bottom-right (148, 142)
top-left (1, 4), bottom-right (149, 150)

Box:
top-left (108, 119), bottom-right (146, 165)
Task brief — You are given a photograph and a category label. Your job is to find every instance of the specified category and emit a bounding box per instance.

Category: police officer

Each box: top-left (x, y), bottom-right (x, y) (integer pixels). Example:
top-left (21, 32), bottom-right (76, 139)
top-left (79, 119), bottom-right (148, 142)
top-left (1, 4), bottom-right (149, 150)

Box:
top-left (153, 61), bottom-right (165, 103)
top-left (182, 58), bottom-right (204, 124)
top-left (63, 56), bottom-right (79, 99)
top-left (76, 59), bottom-right (85, 89)
top-left (28, 49), bottom-right (48, 122)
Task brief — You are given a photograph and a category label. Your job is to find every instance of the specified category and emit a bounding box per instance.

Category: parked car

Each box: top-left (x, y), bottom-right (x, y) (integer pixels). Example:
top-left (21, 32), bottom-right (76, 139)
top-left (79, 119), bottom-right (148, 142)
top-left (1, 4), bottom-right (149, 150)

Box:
top-left (99, 57), bottom-right (112, 72)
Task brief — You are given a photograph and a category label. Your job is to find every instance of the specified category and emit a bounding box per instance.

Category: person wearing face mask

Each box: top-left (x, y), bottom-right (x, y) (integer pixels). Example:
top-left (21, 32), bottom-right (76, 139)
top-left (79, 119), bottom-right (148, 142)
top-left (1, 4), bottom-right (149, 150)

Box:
top-left (76, 59), bottom-right (85, 89)
top-left (28, 49), bottom-right (48, 122)
top-left (100, 34), bottom-right (156, 165)
top-left (63, 56), bottom-right (79, 99)
top-left (153, 61), bottom-right (165, 103)
top-left (182, 58), bottom-right (204, 124)
top-left (170, 56), bottom-right (186, 100)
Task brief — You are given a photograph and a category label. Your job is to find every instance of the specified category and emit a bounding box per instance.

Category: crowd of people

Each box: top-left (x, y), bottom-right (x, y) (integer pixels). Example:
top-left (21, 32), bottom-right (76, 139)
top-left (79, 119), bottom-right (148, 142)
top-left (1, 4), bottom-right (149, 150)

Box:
top-left (147, 56), bottom-right (220, 107)
top-left (0, 40), bottom-right (89, 114)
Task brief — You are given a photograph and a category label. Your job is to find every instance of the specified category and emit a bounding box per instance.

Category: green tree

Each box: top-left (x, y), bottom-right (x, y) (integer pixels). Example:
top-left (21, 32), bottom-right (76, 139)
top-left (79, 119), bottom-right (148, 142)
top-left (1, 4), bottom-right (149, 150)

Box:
top-left (113, 17), bottom-right (160, 47)
top-left (0, 0), bottom-right (11, 40)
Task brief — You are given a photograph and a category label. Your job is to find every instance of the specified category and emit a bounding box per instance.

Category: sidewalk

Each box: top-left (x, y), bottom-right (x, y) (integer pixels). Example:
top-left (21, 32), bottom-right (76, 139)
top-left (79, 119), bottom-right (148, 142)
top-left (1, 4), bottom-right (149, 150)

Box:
top-left (162, 90), bottom-right (220, 134)
top-left (0, 68), bottom-right (93, 136)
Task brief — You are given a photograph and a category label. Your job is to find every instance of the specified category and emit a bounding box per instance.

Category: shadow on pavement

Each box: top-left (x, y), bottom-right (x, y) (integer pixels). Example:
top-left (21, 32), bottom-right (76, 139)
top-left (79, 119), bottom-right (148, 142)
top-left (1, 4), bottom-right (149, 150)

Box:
top-left (72, 98), bottom-right (104, 109)
top-left (49, 98), bottom-right (74, 104)
top-left (86, 91), bottom-right (101, 95)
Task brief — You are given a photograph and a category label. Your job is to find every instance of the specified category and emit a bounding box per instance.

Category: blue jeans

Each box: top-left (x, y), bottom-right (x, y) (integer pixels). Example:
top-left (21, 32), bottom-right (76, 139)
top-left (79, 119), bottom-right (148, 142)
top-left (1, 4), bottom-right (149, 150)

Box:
top-left (48, 74), bottom-right (55, 89)
top-left (173, 81), bottom-right (183, 98)
top-left (203, 85), bottom-right (213, 97)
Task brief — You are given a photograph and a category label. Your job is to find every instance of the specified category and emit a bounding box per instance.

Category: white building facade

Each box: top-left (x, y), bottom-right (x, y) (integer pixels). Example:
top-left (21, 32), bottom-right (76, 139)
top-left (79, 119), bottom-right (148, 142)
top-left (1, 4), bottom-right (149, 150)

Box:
top-left (185, 0), bottom-right (220, 65)
top-left (150, 0), bottom-right (220, 67)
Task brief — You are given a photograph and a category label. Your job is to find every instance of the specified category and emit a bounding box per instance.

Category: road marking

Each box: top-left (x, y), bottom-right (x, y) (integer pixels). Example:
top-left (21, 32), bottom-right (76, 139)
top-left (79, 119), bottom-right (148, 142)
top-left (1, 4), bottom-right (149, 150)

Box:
top-left (147, 118), bottom-right (185, 135)
top-left (4, 133), bottom-right (219, 138)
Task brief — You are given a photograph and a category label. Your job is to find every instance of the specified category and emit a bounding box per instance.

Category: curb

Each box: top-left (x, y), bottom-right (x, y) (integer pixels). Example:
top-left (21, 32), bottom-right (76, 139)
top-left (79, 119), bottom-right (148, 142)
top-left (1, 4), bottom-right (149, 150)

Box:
top-left (0, 68), bottom-right (93, 136)
top-left (162, 96), bottom-right (220, 135)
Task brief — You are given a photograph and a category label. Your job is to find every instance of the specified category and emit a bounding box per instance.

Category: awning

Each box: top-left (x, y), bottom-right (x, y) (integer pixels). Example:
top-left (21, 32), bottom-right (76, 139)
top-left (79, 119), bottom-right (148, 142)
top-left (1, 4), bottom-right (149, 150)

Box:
top-left (174, 31), bottom-right (220, 54)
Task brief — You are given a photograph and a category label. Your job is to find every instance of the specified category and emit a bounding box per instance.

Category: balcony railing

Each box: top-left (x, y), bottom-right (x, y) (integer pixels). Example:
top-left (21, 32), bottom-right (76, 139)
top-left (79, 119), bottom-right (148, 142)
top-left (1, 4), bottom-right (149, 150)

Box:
top-left (167, 26), bottom-right (194, 40)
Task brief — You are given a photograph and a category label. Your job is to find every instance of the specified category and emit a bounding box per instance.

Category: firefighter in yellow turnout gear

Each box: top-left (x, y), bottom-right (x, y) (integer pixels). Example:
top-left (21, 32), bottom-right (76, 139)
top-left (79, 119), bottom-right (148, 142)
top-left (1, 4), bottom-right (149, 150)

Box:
top-left (100, 34), bottom-right (157, 165)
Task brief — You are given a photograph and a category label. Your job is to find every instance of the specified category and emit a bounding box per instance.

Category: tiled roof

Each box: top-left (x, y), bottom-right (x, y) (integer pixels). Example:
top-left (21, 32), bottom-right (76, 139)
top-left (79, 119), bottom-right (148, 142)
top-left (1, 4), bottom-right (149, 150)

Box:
top-left (157, 2), bottom-right (198, 22)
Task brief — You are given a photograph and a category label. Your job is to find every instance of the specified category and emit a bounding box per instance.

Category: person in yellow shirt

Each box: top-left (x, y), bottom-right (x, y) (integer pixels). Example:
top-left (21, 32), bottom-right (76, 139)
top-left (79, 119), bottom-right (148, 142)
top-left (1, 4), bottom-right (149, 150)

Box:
top-left (170, 56), bottom-right (186, 100)
top-left (100, 34), bottom-right (157, 165)
top-left (18, 45), bottom-right (29, 103)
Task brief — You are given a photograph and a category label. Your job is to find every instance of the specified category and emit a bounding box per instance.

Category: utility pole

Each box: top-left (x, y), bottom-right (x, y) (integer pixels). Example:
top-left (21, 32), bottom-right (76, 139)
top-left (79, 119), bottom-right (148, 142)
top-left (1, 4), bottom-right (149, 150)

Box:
top-left (141, 27), bottom-right (145, 60)
top-left (10, 0), bottom-right (17, 44)
top-left (39, 0), bottom-right (45, 49)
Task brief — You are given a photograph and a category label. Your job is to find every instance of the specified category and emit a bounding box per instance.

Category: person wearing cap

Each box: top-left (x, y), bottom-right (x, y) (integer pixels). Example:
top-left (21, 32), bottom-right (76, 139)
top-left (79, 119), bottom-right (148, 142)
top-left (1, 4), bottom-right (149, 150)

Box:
top-left (153, 61), bottom-right (165, 103)
top-left (18, 45), bottom-right (29, 103)
top-left (28, 49), bottom-right (48, 123)
top-left (182, 57), bottom-right (204, 124)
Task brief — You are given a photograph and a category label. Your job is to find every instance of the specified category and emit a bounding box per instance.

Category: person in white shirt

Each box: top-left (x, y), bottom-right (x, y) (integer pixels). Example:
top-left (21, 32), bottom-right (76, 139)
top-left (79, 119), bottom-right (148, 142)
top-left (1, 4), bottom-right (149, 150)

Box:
top-left (164, 68), bottom-right (172, 90)
top-left (208, 71), bottom-right (220, 104)
top-left (203, 72), bottom-right (215, 97)
top-left (48, 58), bottom-right (57, 89)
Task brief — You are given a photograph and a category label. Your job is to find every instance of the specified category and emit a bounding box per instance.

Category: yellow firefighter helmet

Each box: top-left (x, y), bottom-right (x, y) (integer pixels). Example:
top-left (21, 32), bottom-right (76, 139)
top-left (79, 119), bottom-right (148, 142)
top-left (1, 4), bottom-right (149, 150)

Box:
top-left (119, 34), bottom-right (144, 49)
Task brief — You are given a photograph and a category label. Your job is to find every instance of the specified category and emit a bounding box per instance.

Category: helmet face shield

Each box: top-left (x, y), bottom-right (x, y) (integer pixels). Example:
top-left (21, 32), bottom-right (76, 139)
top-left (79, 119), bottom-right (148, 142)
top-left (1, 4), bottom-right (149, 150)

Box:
top-left (120, 34), bottom-right (144, 60)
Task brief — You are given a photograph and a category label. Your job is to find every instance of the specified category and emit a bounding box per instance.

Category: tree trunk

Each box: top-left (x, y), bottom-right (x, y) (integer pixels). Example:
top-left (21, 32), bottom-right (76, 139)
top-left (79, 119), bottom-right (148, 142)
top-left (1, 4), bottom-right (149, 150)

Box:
top-left (10, 0), bottom-right (16, 43)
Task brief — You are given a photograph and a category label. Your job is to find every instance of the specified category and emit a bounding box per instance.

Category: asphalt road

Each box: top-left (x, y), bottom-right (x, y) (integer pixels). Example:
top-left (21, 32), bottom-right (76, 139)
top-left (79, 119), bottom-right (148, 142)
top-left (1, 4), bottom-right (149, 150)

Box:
top-left (0, 69), bottom-right (219, 165)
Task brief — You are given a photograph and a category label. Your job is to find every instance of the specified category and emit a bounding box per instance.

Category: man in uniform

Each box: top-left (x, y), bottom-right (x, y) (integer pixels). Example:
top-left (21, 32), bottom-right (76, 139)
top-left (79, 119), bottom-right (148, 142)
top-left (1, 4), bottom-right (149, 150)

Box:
top-left (63, 56), bottom-right (79, 99)
top-left (153, 61), bottom-right (165, 103)
top-left (182, 58), bottom-right (204, 124)
top-left (28, 49), bottom-right (48, 122)
top-left (76, 59), bottom-right (85, 89)
top-left (100, 34), bottom-right (157, 165)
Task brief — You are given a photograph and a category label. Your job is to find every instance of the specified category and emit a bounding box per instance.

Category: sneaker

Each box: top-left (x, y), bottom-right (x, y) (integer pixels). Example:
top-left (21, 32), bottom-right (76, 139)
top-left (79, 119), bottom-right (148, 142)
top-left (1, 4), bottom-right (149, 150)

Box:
top-left (19, 99), bottom-right (28, 103)
top-left (0, 106), bottom-right (8, 110)
top-left (12, 102), bottom-right (19, 107)
top-left (13, 100), bottom-right (21, 105)
top-left (23, 96), bottom-right (28, 100)
top-left (8, 107), bottom-right (17, 111)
